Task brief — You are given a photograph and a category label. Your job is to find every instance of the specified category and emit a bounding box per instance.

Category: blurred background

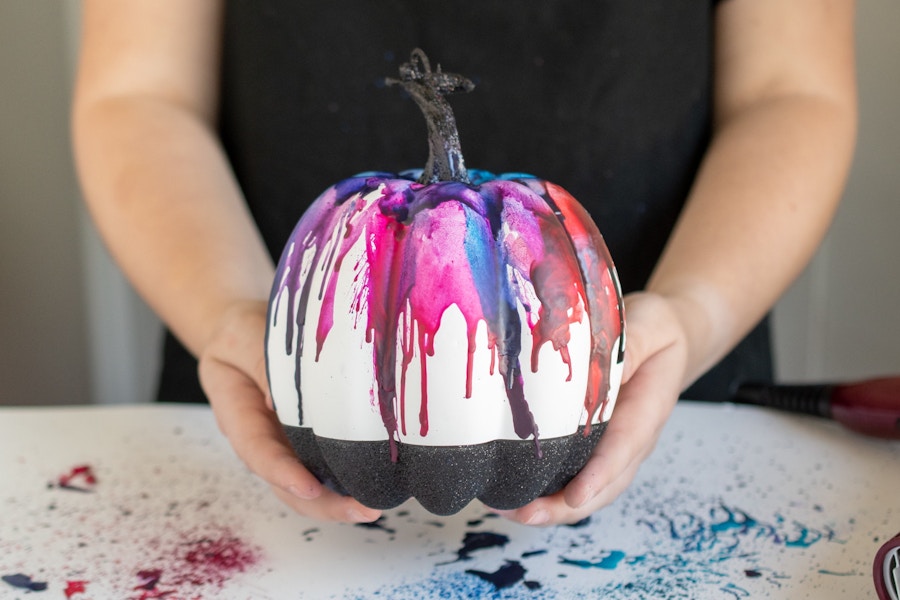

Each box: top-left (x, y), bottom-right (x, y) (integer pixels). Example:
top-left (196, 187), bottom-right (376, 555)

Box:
top-left (2, 1), bottom-right (899, 406)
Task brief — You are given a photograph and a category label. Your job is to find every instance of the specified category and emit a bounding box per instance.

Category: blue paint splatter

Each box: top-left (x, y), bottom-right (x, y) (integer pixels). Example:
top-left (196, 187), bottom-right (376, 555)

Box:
top-left (721, 582), bottom-right (751, 598)
top-left (347, 495), bottom-right (846, 599)
top-left (818, 569), bottom-right (858, 576)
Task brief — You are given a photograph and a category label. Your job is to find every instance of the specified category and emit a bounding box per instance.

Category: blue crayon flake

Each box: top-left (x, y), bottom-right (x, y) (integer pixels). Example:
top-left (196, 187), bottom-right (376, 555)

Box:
top-left (559, 550), bottom-right (627, 570)
top-left (818, 569), bottom-right (858, 576)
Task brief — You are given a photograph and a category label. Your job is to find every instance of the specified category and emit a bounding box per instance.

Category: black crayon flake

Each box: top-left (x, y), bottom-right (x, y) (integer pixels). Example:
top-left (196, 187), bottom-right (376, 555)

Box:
top-left (2, 573), bottom-right (48, 591)
top-left (466, 560), bottom-right (526, 590)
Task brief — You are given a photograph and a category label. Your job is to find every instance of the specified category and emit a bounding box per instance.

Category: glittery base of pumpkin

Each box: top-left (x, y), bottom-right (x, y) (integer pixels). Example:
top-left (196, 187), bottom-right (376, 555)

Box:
top-left (282, 424), bottom-right (607, 516)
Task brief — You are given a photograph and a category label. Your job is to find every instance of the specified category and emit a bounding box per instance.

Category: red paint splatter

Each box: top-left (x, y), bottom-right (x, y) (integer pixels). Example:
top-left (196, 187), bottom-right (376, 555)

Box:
top-left (129, 530), bottom-right (261, 599)
top-left (57, 464), bottom-right (98, 492)
top-left (64, 579), bottom-right (89, 598)
top-left (133, 569), bottom-right (163, 591)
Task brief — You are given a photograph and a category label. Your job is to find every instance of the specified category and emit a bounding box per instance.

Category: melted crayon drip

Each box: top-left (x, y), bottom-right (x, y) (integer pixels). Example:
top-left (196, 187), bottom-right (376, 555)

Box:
top-left (271, 170), bottom-right (623, 459)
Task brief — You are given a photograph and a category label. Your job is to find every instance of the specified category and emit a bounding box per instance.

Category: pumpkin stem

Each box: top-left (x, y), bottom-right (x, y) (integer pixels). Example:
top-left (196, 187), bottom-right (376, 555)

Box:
top-left (387, 49), bottom-right (473, 185)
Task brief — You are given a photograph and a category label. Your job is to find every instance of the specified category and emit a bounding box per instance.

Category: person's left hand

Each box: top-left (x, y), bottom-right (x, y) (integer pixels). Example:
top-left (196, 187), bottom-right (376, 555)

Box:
top-left (490, 292), bottom-right (688, 526)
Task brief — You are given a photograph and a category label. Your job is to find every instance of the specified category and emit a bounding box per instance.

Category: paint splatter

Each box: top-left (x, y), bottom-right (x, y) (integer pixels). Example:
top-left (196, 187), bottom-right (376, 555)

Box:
top-left (0, 418), bottom-right (276, 600)
top-left (64, 580), bottom-right (89, 598)
top-left (559, 550), bottom-right (627, 570)
top-left (55, 464), bottom-right (98, 492)
top-left (355, 494), bottom-right (847, 599)
top-left (129, 528), bottom-right (261, 598)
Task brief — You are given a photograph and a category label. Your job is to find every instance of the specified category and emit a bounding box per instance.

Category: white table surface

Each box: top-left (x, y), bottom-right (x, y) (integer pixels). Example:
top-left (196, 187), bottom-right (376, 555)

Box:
top-left (0, 401), bottom-right (897, 599)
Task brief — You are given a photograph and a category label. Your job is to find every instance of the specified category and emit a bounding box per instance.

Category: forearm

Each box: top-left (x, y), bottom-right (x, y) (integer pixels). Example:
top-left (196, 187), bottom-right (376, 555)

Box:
top-left (73, 96), bottom-right (273, 357)
top-left (648, 92), bottom-right (856, 387)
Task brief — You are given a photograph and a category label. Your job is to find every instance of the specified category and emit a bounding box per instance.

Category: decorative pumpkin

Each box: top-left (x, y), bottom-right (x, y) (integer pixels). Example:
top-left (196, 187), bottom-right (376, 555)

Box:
top-left (266, 50), bottom-right (625, 516)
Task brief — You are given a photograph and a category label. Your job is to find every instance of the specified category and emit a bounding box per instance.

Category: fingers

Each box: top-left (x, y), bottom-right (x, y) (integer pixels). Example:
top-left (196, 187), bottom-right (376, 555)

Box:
top-left (495, 292), bottom-right (688, 527)
top-left (495, 356), bottom-right (675, 526)
top-left (491, 456), bottom-right (644, 526)
top-left (270, 485), bottom-right (383, 523)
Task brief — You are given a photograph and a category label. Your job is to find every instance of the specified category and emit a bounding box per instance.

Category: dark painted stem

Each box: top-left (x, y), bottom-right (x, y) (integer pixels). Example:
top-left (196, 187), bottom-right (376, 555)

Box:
top-left (387, 49), bottom-right (473, 185)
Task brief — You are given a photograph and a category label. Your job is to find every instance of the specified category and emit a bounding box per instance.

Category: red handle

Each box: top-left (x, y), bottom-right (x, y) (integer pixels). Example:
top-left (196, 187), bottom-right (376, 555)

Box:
top-left (831, 377), bottom-right (900, 439)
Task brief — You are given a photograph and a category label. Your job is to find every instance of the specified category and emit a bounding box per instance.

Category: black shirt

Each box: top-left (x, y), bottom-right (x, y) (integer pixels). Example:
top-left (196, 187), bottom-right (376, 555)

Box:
top-left (157, 0), bottom-right (772, 403)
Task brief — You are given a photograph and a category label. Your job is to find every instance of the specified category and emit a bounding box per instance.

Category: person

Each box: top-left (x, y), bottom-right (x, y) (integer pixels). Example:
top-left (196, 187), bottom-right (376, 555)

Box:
top-left (71, 0), bottom-right (857, 526)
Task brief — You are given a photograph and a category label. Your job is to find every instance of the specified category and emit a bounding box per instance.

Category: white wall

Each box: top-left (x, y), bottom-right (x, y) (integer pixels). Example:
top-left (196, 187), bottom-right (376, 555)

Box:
top-left (0, 2), bottom-right (897, 406)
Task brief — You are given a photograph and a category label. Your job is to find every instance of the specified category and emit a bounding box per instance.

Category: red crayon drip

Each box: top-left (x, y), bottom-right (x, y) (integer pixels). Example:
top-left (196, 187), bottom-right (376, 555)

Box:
top-left (545, 182), bottom-right (624, 431)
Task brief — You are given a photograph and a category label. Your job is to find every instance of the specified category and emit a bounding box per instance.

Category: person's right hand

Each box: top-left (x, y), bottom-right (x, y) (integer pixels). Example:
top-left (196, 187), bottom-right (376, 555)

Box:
top-left (197, 300), bottom-right (383, 523)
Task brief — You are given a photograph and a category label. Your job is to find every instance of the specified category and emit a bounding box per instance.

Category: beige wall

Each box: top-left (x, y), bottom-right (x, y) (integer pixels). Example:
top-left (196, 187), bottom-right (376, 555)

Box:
top-left (0, 1), bottom-right (90, 405)
top-left (0, 1), bottom-right (161, 406)
top-left (772, 0), bottom-right (900, 382)
top-left (0, 2), bottom-right (898, 406)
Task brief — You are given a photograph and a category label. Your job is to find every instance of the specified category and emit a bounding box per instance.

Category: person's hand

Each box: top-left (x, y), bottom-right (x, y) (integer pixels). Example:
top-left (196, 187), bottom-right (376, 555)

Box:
top-left (491, 292), bottom-right (688, 526)
top-left (197, 300), bottom-right (383, 523)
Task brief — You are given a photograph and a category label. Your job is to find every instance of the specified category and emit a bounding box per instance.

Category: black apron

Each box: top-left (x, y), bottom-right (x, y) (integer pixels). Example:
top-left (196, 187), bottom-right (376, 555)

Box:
top-left (157, 0), bottom-right (772, 403)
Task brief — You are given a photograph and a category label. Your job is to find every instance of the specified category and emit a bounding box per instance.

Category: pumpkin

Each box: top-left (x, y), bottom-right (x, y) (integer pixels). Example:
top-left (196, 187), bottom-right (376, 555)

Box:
top-left (265, 49), bottom-right (625, 516)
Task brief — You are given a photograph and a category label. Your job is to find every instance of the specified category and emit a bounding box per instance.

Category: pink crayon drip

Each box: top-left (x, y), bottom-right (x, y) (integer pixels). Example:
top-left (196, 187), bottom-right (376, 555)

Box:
top-left (364, 213), bottom-right (406, 461)
top-left (544, 182), bottom-right (625, 431)
top-left (418, 326), bottom-right (430, 436)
